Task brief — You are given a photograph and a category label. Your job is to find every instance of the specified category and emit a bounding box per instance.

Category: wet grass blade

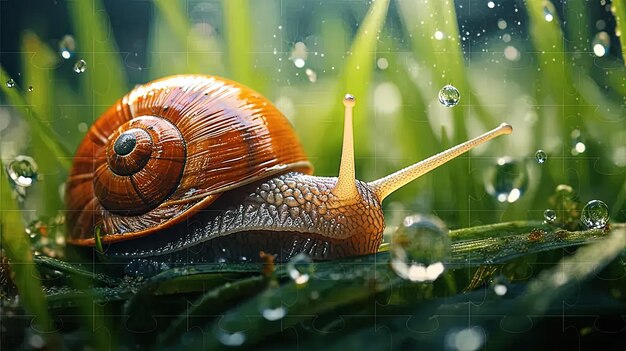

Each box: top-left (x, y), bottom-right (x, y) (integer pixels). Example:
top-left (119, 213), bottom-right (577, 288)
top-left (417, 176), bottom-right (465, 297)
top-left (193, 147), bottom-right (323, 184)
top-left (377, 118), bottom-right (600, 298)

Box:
top-left (311, 0), bottom-right (390, 173)
top-left (0, 66), bottom-right (72, 170)
top-left (222, 0), bottom-right (254, 86)
top-left (67, 0), bottom-right (127, 115)
top-left (0, 168), bottom-right (54, 334)
top-left (21, 32), bottom-right (64, 215)
top-left (612, 0), bottom-right (626, 64)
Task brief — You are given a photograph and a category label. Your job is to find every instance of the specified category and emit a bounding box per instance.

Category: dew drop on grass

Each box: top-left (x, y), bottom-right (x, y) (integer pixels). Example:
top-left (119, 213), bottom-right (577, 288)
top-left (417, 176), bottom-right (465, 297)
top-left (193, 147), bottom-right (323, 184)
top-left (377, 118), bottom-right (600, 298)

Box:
top-left (445, 327), bottom-right (485, 351)
top-left (73, 59), bottom-right (87, 73)
top-left (543, 209), bottom-right (557, 223)
top-left (58, 34), bottom-right (75, 59)
top-left (581, 200), bottom-right (609, 229)
top-left (490, 275), bottom-right (510, 297)
top-left (535, 150), bottom-right (547, 164)
top-left (543, 6), bottom-right (554, 22)
top-left (258, 289), bottom-right (287, 321)
top-left (287, 253), bottom-right (313, 284)
top-left (215, 316), bottom-right (247, 346)
top-left (6, 79), bottom-right (15, 88)
top-left (305, 68), bottom-right (317, 83)
top-left (391, 214), bottom-right (450, 282)
top-left (592, 31), bottom-right (610, 57)
top-left (6, 155), bottom-right (38, 187)
top-left (27, 86), bottom-right (34, 92)
top-left (484, 157), bottom-right (528, 203)
top-left (438, 84), bottom-right (460, 107)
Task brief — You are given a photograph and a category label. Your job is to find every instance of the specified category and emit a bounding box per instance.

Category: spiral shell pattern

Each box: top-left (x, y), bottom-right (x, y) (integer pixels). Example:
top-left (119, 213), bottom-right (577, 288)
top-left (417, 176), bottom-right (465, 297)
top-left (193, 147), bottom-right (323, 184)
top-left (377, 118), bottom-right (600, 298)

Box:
top-left (67, 75), bottom-right (312, 245)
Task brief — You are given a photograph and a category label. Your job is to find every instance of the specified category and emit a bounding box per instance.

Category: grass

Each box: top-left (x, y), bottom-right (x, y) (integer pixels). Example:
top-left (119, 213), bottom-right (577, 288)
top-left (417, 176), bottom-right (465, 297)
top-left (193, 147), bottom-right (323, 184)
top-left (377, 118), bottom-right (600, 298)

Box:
top-left (1, 0), bottom-right (626, 349)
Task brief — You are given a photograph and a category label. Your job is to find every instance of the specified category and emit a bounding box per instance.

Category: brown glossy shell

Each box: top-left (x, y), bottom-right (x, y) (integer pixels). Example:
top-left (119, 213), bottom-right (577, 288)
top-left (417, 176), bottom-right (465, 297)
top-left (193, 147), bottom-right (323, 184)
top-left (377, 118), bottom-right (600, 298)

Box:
top-left (66, 75), bottom-right (313, 246)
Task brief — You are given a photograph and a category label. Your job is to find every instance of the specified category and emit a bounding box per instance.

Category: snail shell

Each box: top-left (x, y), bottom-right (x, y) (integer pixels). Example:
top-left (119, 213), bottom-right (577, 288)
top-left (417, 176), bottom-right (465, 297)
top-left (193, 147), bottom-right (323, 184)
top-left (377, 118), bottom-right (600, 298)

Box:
top-left (66, 75), bottom-right (312, 246)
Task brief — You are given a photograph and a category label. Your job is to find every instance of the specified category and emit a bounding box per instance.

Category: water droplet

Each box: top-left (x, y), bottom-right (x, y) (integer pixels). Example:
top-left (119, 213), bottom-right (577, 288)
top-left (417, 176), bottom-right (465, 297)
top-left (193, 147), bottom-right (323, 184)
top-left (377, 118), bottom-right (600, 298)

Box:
top-left (490, 275), bottom-right (510, 297)
top-left (535, 150), bottom-right (547, 164)
top-left (487, 1), bottom-right (495, 9)
top-left (216, 316), bottom-right (247, 346)
top-left (376, 57), bottom-right (389, 70)
top-left (484, 157), bottom-right (528, 203)
top-left (27, 86), bottom-right (34, 92)
top-left (258, 289), bottom-right (287, 321)
top-left (438, 85), bottom-right (460, 107)
top-left (6, 156), bottom-right (38, 187)
top-left (592, 31), bottom-right (610, 57)
top-left (58, 34), bottom-right (75, 59)
top-left (555, 184), bottom-right (574, 197)
top-left (434, 30), bottom-right (444, 40)
top-left (543, 209), bottom-right (557, 223)
top-left (6, 79), bottom-right (15, 88)
top-left (287, 253), bottom-right (313, 285)
top-left (445, 327), bottom-right (485, 351)
top-left (581, 200), bottom-right (609, 229)
top-left (73, 59), bottom-right (87, 73)
top-left (290, 41), bottom-right (307, 68)
top-left (391, 214), bottom-right (450, 282)
top-left (543, 6), bottom-right (554, 22)
top-left (305, 68), bottom-right (317, 83)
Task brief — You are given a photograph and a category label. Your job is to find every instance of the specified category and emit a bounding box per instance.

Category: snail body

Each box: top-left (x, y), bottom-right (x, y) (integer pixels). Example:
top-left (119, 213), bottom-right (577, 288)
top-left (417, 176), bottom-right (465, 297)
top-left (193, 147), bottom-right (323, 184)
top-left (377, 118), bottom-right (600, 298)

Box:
top-left (66, 75), bottom-right (512, 265)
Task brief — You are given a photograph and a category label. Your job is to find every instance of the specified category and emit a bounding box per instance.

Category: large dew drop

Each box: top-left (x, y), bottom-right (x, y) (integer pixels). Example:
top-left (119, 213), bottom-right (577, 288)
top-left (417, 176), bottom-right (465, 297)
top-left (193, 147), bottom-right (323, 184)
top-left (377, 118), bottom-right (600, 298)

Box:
top-left (287, 253), bottom-right (313, 285)
top-left (6, 79), bottom-right (15, 88)
top-left (484, 157), bottom-right (528, 203)
top-left (581, 200), bottom-right (609, 229)
top-left (438, 84), bottom-right (460, 107)
top-left (390, 214), bottom-right (450, 282)
top-left (543, 209), bottom-right (557, 224)
top-left (6, 155), bottom-right (38, 187)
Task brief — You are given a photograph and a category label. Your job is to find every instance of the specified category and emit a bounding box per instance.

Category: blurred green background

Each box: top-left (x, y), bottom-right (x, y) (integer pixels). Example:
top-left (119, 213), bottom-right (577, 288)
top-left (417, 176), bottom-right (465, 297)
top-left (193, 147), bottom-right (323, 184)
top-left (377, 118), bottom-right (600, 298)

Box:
top-left (2, 0), bottom-right (626, 349)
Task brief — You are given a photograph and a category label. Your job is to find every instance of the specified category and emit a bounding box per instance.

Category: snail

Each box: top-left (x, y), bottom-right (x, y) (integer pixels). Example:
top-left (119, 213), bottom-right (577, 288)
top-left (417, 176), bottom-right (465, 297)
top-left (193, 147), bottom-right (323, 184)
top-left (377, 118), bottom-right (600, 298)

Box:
top-left (66, 75), bottom-right (512, 265)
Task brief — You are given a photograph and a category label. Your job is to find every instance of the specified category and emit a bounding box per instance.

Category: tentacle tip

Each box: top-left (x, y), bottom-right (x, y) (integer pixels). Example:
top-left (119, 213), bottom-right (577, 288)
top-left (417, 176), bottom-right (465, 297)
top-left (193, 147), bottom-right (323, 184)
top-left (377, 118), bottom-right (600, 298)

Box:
top-left (499, 123), bottom-right (513, 134)
top-left (343, 94), bottom-right (356, 107)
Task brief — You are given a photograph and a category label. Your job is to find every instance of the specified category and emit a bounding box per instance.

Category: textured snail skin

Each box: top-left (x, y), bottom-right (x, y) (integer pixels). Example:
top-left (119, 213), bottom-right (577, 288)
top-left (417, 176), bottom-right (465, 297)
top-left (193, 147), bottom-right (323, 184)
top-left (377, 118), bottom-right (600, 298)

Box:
top-left (102, 173), bottom-right (384, 263)
top-left (66, 75), bottom-right (385, 263)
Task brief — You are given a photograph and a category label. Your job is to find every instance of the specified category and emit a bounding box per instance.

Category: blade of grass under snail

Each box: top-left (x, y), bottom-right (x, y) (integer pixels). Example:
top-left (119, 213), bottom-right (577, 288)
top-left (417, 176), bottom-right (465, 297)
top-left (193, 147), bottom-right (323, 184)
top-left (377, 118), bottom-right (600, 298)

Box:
top-left (611, 0), bottom-right (626, 65)
top-left (21, 32), bottom-right (65, 216)
top-left (152, 1), bottom-right (224, 75)
top-left (34, 255), bottom-right (121, 286)
top-left (159, 275), bottom-right (267, 345)
top-left (0, 65), bottom-right (72, 169)
top-left (0, 167), bottom-right (55, 334)
top-left (67, 0), bottom-right (128, 116)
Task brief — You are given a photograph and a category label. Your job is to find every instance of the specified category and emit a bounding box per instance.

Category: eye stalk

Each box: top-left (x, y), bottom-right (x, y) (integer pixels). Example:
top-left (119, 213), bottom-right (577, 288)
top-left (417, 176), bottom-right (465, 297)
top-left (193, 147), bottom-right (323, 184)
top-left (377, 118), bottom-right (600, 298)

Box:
top-left (330, 92), bottom-right (513, 204)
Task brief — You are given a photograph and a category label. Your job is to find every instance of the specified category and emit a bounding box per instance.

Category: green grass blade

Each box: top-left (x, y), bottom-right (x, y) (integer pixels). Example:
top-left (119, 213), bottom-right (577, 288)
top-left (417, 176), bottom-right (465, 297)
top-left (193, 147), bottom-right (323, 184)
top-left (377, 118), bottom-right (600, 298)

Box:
top-left (21, 32), bottom-right (64, 215)
top-left (612, 0), bottom-right (626, 64)
top-left (0, 166), bottom-right (54, 334)
top-left (311, 0), bottom-right (390, 174)
top-left (153, 0), bottom-right (224, 75)
top-left (0, 66), bottom-right (72, 170)
top-left (67, 0), bottom-right (127, 115)
top-left (223, 0), bottom-right (254, 86)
